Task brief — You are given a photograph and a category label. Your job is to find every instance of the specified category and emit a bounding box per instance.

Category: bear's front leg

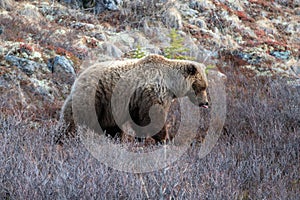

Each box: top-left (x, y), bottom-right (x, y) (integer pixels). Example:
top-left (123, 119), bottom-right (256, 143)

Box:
top-left (152, 125), bottom-right (170, 144)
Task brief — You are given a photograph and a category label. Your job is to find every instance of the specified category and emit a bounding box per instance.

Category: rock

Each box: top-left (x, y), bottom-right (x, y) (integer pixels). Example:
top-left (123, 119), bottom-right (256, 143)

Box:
top-left (142, 21), bottom-right (170, 45)
top-left (291, 61), bottom-right (300, 77)
top-left (19, 4), bottom-right (43, 19)
top-left (104, 0), bottom-right (122, 11)
top-left (163, 7), bottom-right (183, 30)
top-left (30, 78), bottom-right (54, 100)
top-left (256, 18), bottom-right (278, 35)
top-left (144, 46), bottom-right (162, 55)
top-left (295, 8), bottom-right (300, 15)
top-left (285, 23), bottom-right (300, 34)
top-left (196, 47), bottom-right (218, 63)
top-left (53, 29), bottom-right (67, 36)
top-left (189, 0), bottom-right (215, 12)
top-left (109, 32), bottom-right (135, 52)
top-left (100, 42), bottom-right (123, 58)
top-left (179, 3), bottom-right (199, 18)
top-left (47, 56), bottom-right (75, 75)
top-left (92, 32), bottom-right (107, 41)
top-left (81, 53), bottom-right (114, 66)
top-left (70, 22), bottom-right (95, 30)
top-left (181, 35), bottom-right (198, 58)
top-left (0, 0), bottom-right (13, 11)
top-left (5, 55), bottom-right (40, 75)
top-left (31, 52), bottom-right (43, 62)
top-left (226, 0), bottom-right (245, 11)
top-left (190, 18), bottom-right (207, 29)
top-left (94, 0), bottom-right (123, 14)
top-left (270, 50), bottom-right (291, 60)
top-left (0, 76), bottom-right (10, 90)
top-left (232, 50), bottom-right (262, 65)
top-left (0, 46), bottom-right (4, 55)
top-left (110, 32), bottom-right (134, 47)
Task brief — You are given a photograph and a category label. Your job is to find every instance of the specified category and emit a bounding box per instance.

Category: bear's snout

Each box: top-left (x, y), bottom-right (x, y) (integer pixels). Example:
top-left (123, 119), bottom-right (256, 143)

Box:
top-left (187, 91), bottom-right (209, 108)
top-left (199, 101), bottom-right (209, 108)
top-left (195, 90), bottom-right (209, 108)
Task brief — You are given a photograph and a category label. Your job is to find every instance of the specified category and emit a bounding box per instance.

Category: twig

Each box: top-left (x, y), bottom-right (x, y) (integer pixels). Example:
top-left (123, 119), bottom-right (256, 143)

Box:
top-left (139, 174), bottom-right (150, 199)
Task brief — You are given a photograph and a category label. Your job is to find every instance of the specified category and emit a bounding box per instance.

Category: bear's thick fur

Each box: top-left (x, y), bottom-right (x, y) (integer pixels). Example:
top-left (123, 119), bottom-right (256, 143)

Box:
top-left (59, 54), bottom-right (208, 143)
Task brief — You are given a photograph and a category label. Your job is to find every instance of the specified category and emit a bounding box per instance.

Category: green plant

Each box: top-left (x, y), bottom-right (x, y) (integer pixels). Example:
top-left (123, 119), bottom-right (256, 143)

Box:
top-left (205, 65), bottom-right (216, 74)
top-left (164, 29), bottom-right (192, 60)
top-left (132, 45), bottom-right (146, 59)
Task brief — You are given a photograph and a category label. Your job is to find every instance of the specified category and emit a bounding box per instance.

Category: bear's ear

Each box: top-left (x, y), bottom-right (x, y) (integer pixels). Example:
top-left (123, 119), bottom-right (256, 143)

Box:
top-left (185, 64), bottom-right (197, 75)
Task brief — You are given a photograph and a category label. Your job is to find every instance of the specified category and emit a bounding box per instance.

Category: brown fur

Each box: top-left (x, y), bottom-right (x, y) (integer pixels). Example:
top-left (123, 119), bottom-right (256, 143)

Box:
top-left (59, 54), bottom-right (208, 143)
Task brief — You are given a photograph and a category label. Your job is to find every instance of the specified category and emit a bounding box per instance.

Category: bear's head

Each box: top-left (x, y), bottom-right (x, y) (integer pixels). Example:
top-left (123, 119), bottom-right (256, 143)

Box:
top-left (180, 63), bottom-right (209, 108)
top-left (138, 55), bottom-right (209, 108)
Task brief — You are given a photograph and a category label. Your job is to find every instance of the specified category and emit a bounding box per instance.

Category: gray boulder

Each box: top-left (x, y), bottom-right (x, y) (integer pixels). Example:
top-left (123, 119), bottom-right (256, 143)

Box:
top-left (5, 55), bottom-right (40, 75)
top-left (100, 42), bottom-right (123, 58)
top-left (47, 56), bottom-right (75, 75)
top-left (61, 0), bottom-right (122, 13)
top-left (94, 0), bottom-right (123, 13)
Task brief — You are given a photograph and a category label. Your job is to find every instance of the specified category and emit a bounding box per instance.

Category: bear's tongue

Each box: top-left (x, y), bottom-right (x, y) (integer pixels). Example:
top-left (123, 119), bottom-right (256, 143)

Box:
top-left (201, 105), bottom-right (209, 108)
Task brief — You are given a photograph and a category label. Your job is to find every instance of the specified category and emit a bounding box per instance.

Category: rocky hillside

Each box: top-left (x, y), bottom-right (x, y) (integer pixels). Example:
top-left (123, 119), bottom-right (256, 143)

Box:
top-left (0, 0), bottom-right (299, 119)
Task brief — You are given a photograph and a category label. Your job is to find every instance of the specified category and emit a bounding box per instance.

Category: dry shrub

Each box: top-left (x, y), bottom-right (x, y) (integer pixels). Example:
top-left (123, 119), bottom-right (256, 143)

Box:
top-left (0, 64), bottom-right (299, 199)
top-left (223, 65), bottom-right (300, 140)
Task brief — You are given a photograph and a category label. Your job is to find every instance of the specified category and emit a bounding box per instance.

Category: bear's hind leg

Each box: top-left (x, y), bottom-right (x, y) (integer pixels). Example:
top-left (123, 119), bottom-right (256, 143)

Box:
top-left (55, 95), bottom-right (76, 144)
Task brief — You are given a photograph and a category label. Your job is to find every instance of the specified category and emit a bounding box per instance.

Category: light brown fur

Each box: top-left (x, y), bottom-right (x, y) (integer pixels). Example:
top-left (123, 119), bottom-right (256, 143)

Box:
top-left (59, 54), bottom-right (208, 143)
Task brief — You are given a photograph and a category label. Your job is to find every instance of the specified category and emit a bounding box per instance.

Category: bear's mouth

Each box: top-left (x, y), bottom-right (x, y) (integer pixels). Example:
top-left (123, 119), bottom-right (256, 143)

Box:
top-left (199, 103), bottom-right (209, 108)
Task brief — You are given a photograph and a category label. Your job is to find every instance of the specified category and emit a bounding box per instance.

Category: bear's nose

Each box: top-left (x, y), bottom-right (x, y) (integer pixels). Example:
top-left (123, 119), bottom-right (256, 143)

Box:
top-left (200, 102), bottom-right (209, 108)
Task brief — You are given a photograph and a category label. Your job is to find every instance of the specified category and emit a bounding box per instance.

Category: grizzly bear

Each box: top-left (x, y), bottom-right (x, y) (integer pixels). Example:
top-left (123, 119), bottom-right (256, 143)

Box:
top-left (58, 54), bottom-right (208, 143)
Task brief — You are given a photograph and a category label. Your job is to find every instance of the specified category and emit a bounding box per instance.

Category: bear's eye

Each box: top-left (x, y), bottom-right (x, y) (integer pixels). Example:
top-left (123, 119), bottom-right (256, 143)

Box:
top-left (200, 86), bottom-right (207, 91)
top-left (186, 65), bottom-right (197, 75)
top-left (192, 83), bottom-right (206, 92)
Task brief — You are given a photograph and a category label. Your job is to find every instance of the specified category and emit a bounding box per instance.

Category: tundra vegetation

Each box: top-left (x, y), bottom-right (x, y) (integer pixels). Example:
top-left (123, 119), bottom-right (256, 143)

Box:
top-left (0, 0), bottom-right (299, 199)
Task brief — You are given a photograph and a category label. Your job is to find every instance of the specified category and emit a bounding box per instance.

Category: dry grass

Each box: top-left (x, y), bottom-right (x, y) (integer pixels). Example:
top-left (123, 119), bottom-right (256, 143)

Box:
top-left (0, 67), bottom-right (299, 199)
